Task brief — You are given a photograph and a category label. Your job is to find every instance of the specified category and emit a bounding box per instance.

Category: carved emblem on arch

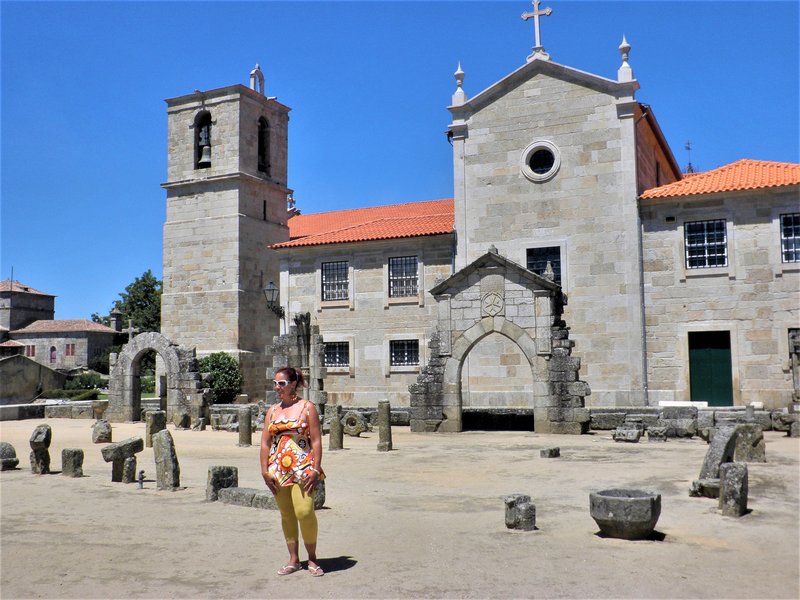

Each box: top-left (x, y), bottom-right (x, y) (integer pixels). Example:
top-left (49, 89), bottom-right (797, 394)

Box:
top-left (481, 291), bottom-right (504, 316)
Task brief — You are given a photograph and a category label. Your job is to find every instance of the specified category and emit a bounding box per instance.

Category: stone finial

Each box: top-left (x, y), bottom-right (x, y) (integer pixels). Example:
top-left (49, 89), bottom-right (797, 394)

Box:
top-left (451, 62), bottom-right (467, 106)
top-left (488, 244), bottom-right (498, 255)
top-left (249, 63), bottom-right (265, 95)
top-left (618, 35), bottom-right (634, 82)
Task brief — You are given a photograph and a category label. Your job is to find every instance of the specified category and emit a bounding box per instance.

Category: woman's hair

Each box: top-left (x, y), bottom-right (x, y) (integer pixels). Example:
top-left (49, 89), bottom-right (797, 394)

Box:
top-left (275, 366), bottom-right (305, 389)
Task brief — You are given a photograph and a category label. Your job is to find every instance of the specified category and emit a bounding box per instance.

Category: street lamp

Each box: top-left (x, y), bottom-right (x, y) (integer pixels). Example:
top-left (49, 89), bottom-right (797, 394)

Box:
top-left (262, 281), bottom-right (285, 318)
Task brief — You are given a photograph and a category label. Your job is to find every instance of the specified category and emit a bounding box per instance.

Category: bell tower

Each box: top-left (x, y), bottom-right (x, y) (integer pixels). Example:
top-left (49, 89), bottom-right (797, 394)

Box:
top-left (161, 65), bottom-right (290, 400)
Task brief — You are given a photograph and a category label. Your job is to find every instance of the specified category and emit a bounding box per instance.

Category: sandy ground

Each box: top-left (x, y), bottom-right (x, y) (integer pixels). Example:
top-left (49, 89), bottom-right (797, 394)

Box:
top-left (0, 418), bottom-right (798, 600)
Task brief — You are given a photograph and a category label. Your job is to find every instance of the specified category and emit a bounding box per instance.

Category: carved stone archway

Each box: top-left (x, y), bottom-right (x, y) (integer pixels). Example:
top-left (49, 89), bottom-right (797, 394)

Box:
top-left (106, 332), bottom-right (204, 423)
top-left (410, 248), bottom-right (590, 433)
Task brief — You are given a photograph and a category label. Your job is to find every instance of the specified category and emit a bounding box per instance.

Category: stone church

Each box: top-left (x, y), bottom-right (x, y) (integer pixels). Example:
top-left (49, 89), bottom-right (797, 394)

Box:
top-left (160, 12), bottom-right (799, 428)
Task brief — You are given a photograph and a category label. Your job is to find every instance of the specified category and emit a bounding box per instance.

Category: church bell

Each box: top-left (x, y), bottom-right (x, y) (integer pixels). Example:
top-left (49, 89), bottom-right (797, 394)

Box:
top-left (197, 144), bottom-right (211, 168)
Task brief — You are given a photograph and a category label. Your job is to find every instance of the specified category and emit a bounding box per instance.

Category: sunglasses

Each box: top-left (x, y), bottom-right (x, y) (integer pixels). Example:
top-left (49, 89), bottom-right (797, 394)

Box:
top-left (272, 379), bottom-right (290, 388)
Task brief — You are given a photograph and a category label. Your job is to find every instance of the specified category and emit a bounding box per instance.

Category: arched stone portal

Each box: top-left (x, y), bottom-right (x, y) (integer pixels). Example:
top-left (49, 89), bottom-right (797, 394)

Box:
top-left (106, 332), bottom-right (205, 423)
top-left (409, 248), bottom-right (591, 433)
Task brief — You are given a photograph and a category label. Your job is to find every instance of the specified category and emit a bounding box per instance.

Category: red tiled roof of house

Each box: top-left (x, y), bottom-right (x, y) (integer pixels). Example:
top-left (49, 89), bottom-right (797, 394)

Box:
top-left (641, 159), bottom-right (800, 199)
top-left (0, 340), bottom-right (25, 347)
top-left (273, 198), bottom-right (454, 249)
top-left (0, 280), bottom-right (54, 296)
top-left (11, 320), bottom-right (117, 334)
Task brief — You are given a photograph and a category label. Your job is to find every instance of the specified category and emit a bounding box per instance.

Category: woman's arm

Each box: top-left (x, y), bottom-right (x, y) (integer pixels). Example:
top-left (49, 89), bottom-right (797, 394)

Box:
top-left (302, 401), bottom-right (323, 494)
top-left (260, 404), bottom-right (277, 493)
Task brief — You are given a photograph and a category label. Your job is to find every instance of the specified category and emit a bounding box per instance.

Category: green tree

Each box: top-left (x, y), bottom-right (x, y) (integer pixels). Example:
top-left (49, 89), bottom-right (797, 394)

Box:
top-left (199, 352), bottom-right (243, 404)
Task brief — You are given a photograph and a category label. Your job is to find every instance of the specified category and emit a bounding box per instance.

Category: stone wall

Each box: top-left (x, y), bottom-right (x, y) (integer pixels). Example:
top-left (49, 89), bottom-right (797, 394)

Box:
top-left (0, 355), bottom-right (66, 405)
top-left (0, 288), bottom-right (54, 331)
top-left (641, 187), bottom-right (800, 408)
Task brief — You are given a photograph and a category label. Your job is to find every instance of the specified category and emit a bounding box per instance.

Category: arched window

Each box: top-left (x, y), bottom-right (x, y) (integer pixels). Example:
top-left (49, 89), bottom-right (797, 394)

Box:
top-left (258, 117), bottom-right (271, 175)
top-left (50, 346), bottom-right (57, 364)
top-left (195, 111), bottom-right (212, 169)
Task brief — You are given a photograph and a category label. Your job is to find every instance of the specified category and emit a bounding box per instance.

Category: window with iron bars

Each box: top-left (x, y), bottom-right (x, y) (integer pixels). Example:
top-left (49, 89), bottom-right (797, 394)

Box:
top-left (526, 246), bottom-right (561, 284)
top-left (321, 261), bottom-right (349, 301)
top-left (390, 340), bottom-right (419, 367)
top-left (388, 256), bottom-right (418, 297)
top-left (781, 213), bottom-right (800, 263)
top-left (324, 342), bottom-right (349, 368)
top-left (684, 219), bottom-right (728, 269)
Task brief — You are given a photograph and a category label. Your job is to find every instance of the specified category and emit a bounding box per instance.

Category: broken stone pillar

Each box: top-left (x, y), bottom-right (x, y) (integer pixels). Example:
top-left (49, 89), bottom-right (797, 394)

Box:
top-left (504, 494), bottom-right (536, 531)
top-left (122, 456), bottom-right (137, 483)
top-left (146, 411), bottom-right (167, 448)
top-left (206, 466), bottom-right (238, 502)
top-left (29, 424), bottom-right (52, 474)
top-left (153, 429), bottom-right (180, 490)
top-left (690, 425), bottom-right (738, 497)
top-left (719, 462), bottom-right (748, 517)
top-left (0, 442), bottom-right (20, 471)
top-left (790, 421), bottom-right (800, 438)
top-left (647, 426), bottom-right (668, 442)
top-left (377, 401), bottom-right (392, 452)
top-left (540, 447), bottom-right (560, 458)
top-left (329, 405), bottom-right (343, 451)
top-left (238, 407), bottom-right (252, 447)
top-left (192, 417), bottom-right (207, 431)
top-left (101, 437), bottom-right (144, 482)
top-left (612, 426), bottom-right (642, 443)
top-left (92, 420), bottom-right (112, 444)
top-left (342, 410), bottom-right (368, 437)
top-left (61, 448), bottom-right (84, 477)
top-left (733, 423), bottom-right (766, 463)
top-left (173, 412), bottom-right (190, 429)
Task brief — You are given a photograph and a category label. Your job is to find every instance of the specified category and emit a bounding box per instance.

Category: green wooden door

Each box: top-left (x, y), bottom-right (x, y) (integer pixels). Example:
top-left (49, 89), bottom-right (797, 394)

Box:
top-left (689, 331), bottom-right (733, 406)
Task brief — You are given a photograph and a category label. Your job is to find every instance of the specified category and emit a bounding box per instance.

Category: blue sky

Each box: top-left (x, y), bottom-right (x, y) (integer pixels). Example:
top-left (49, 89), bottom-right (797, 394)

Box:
top-left (2, 1), bottom-right (798, 320)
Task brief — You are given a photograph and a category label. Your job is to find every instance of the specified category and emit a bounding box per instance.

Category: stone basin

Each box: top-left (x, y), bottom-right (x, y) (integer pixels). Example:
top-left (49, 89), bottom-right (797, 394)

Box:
top-left (589, 488), bottom-right (661, 540)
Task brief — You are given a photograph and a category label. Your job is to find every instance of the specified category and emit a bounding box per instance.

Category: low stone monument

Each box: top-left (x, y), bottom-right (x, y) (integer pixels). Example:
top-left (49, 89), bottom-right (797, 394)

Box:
top-left (207, 466), bottom-right (238, 501)
top-left (92, 420), bottom-right (112, 444)
top-left (152, 429), bottom-right (180, 490)
top-left (342, 410), bottom-right (368, 437)
top-left (146, 411), bottom-right (167, 448)
top-left (101, 437), bottom-right (144, 482)
top-left (192, 417), bottom-right (207, 431)
top-left (719, 462), bottom-right (748, 517)
top-left (589, 489), bottom-right (661, 540)
top-left (647, 426), bottom-right (668, 442)
top-left (29, 424), bottom-right (52, 474)
top-left (690, 425), bottom-right (737, 497)
top-left (540, 447), bottom-right (560, 458)
top-left (122, 456), bottom-right (137, 483)
top-left (173, 412), bottom-right (190, 429)
top-left (0, 442), bottom-right (19, 470)
top-left (377, 400), bottom-right (392, 452)
top-left (238, 407), bottom-right (252, 447)
top-left (91, 399), bottom-right (109, 420)
top-left (329, 405), bottom-right (344, 451)
top-left (61, 448), bottom-right (84, 477)
top-left (612, 426), bottom-right (642, 443)
top-left (504, 494), bottom-right (536, 531)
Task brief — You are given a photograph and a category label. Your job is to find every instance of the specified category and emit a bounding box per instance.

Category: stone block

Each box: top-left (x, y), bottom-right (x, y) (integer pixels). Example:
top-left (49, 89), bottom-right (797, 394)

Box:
top-left (689, 478), bottom-right (720, 499)
top-left (791, 422), bottom-right (800, 438)
top-left (549, 421), bottom-right (584, 435)
top-left (540, 447), bottom-right (560, 458)
top-left (613, 427), bottom-right (642, 443)
top-left (153, 430), bottom-right (180, 490)
top-left (122, 456), bottom-right (137, 483)
top-left (590, 412), bottom-right (626, 430)
top-left (101, 437), bottom-right (144, 462)
top-left (206, 466), bottom-right (238, 502)
top-left (45, 405), bottom-right (73, 419)
top-left (661, 418), bottom-right (697, 438)
top-left (646, 426), bottom-right (668, 442)
top-left (29, 424), bottom-right (52, 450)
top-left (733, 424), bottom-right (766, 463)
top-left (92, 420), bottom-right (112, 444)
top-left (661, 406), bottom-right (698, 420)
top-left (0, 442), bottom-right (19, 470)
top-left (251, 489), bottom-right (279, 510)
top-left (697, 410), bottom-right (715, 431)
top-left (219, 487), bottom-right (256, 507)
top-left (146, 411), bottom-right (167, 448)
top-left (29, 449), bottom-right (50, 474)
top-left (173, 412), bottom-right (190, 429)
top-left (773, 411), bottom-right (799, 433)
top-left (719, 463), bottom-right (748, 517)
top-left (629, 414), bottom-right (660, 429)
top-left (504, 494), bottom-right (536, 531)
top-left (192, 417), bottom-right (207, 431)
top-left (61, 448), bottom-right (84, 477)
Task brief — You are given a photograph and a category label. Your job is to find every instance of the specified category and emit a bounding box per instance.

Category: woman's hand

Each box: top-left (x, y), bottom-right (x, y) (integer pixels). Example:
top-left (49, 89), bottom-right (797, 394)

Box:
top-left (301, 470), bottom-right (319, 494)
top-left (263, 472), bottom-right (278, 494)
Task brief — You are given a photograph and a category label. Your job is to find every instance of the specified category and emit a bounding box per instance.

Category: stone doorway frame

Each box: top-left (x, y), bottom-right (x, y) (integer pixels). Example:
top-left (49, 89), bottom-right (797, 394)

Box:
top-left (106, 332), bottom-right (204, 423)
top-left (409, 248), bottom-right (590, 433)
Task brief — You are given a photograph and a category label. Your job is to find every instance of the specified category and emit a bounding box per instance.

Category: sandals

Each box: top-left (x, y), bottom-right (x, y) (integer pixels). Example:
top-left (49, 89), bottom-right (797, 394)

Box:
top-left (277, 563), bottom-right (301, 575)
top-left (308, 563), bottom-right (325, 577)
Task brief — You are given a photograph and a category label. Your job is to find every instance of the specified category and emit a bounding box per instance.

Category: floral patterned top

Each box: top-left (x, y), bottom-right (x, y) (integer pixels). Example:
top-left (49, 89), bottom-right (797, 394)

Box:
top-left (267, 399), bottom-right (321, 488)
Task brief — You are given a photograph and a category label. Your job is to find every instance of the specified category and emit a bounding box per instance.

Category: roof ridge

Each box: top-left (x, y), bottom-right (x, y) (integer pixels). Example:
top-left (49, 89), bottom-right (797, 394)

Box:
top-left (290, 198), bottom-right (453, 220)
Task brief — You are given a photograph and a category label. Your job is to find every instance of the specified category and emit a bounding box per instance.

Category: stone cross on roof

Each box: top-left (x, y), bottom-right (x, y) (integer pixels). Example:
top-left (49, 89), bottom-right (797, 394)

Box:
top-left (521, 0), bottom-right (553, 61)
top-left (125, 319), bottom-right (140, 339)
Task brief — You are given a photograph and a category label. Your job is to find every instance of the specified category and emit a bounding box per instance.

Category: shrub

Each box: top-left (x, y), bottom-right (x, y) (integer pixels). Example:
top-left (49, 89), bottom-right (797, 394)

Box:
top-left (198, 352), bottom-right (243, 404)
top-left (41, 389), bottom-right (99, 400)
top-left (140, 375), bottom-right (155, 394)
top-left (65, 372), bottom-right (103, 390)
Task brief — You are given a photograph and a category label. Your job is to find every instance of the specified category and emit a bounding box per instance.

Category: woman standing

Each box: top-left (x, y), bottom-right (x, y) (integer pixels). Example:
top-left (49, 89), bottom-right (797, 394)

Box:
top-left (260, 367), bottom-right (325, 576)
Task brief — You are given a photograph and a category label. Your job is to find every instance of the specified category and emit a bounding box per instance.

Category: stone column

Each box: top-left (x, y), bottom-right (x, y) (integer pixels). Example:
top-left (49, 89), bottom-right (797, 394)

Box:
top-left (61, 448), bottom-right (84, 477)
top-left (377, 400), bottom-right (393, 452)
top-left (29, 424), bottom-right (52, 475)
top-left (238, 407), bottom-right (252, 447)
top-left (153, 430), bottom-right (181, 491)
top-left (146, 411), bottom-right (167, 448)
top-left (328, 405), bottom-right (343, 451)
top-left (719, 462), bottom-right (748, 517)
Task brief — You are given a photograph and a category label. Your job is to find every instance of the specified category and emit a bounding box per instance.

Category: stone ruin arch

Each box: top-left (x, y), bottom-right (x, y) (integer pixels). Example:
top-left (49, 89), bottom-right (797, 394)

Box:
top-left (409, 248), bottom-right (591, 433)
top-left (106, 332), bottom-right (204, 423)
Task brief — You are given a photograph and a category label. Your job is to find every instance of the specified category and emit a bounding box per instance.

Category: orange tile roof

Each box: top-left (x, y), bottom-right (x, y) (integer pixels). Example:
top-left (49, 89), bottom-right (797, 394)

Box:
top-left (641, 159), bottom-right (800, 199)
top-left (0, 340), bottom-right (25, 347)
top-left (0, 280), bottom-right (54, 296)
top-left (11, 320), bottom-right (117, 334)
top-left (274, 198), bottom-right (454, 249)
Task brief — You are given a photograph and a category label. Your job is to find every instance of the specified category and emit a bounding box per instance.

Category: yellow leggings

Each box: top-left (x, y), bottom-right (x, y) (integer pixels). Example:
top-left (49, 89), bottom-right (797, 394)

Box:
top-left (274, 484), bottom-right (318, 545)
